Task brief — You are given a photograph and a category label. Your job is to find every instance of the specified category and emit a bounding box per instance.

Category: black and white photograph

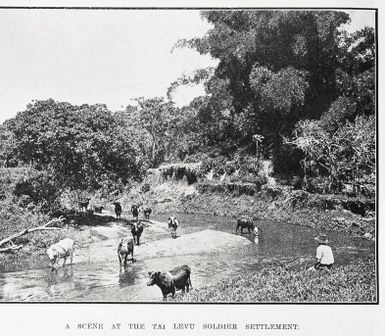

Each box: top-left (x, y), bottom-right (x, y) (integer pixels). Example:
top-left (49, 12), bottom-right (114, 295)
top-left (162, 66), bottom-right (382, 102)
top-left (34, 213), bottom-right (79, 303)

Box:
top-left (0, 3), bottom-right (377, 309)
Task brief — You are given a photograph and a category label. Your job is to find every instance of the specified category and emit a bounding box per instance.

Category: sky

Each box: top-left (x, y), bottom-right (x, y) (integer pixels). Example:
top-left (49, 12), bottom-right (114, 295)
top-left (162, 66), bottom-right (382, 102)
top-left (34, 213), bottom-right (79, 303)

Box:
top-left (0, 9), bottom-right (375, 124)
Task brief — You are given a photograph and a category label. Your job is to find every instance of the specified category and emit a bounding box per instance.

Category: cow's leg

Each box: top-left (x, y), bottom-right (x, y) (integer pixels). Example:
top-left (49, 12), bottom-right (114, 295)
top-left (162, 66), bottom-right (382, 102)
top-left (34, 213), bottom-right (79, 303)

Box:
top-left (171, 287), bottom-right (176, 298)
top-left (124, 254), bottom-right (128, 267)
top-left (137, 235), bottom-right (140, 246)
top-left (188, 277), bottom-right (193, 289)
top-left (248, 227), bottom-right (251, 233)
top-left (236, 224), bottom-right (239, 234)
top-left (62, 256), bottom-right (67, 268)
top-left (70, 249), bottom-right (74, 265)
top-left (118, 254), bottom-right (122, 266)
top-left (241, 227), bottom-right (244, 234)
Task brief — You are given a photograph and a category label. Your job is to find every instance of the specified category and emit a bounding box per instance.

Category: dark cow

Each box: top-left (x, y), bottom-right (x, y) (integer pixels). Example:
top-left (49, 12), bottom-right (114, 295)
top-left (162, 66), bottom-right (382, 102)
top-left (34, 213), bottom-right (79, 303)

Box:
top-left (168, 216), bottom-right (179, 239)
top-left (78, 198), bottom-right (91, 212)
top-left (147, 265), bottom-right (192, 301)
top-left (143, 207), bottom-right (152, 221)
top-left (131, 205), bottom-right (139, 220)
top-left (113, 202), bottom-right (122, 219)
top-left (117, 238), bottom-right (134, 267)
top-left (131, 221), bottom-right (144, 245)
top-left (236, 217), bottom-right (258, 234)
top-left (94, 206), bottom-right (104, 213)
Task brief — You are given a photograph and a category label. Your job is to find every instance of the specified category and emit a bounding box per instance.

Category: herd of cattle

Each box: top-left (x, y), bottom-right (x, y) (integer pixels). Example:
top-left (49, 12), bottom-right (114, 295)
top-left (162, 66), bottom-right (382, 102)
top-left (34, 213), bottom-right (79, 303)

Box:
top-left (45, 200), bottom-right (258, 300)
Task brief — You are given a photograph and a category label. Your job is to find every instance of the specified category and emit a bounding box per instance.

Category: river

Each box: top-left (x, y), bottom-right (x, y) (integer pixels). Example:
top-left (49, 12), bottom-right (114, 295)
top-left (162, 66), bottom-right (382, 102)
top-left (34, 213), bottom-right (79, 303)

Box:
top-left (0, 213), bottom-right (374, 302)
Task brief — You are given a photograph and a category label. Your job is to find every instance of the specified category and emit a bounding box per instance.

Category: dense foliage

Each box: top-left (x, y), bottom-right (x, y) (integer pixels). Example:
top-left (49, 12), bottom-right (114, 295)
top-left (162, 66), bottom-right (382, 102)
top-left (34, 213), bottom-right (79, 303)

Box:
top-left (169, 11), bottom-right (375, 193)
top-left (0, 10), bottom-right (375, 202)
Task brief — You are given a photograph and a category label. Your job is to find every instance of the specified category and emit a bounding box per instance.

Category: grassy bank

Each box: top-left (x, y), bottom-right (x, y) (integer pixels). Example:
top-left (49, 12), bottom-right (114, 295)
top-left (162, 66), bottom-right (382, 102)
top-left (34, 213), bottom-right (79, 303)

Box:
top-left (176, 256), bottom-right (376, 303)
top-left (181, 192), bottom-right (374, 237)
top-left (133, 181), bottom-right (375, 240)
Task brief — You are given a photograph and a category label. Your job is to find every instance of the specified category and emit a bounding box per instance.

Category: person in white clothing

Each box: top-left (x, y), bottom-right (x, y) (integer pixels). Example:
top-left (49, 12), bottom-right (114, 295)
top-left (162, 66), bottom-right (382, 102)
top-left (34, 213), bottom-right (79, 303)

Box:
top-left (308, 233), bottom-right (335, 271)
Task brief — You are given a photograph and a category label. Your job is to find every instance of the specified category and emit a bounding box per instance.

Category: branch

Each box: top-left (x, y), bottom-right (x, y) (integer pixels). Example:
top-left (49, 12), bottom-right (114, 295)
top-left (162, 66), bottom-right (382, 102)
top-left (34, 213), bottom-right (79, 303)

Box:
top-left (0, 216), bottom-right (64, 251)
top-left (0, 245), bottom-right (23, 253)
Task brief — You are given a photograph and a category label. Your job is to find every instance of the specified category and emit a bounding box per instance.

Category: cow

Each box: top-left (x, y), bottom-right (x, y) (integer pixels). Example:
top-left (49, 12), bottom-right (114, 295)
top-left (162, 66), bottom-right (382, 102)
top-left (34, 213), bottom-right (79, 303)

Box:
top-left (94, 205), bottom-right (104, 213)
top-left (117, 238), bottom-right (134, 267)
top-left (113, 202), bottom-right (122, 219)
top-left (78, 198), bottom-right (91, 212)
top-left (147, 265), bottom-right (192, 301)
top-left (131, 221), bottom-right (144, 245)
top-left (131, 205), bottom-right (139, 220)
top-left (168, 216), bottom-right (179, 239)
top-left (46, 238), bottom-right (74, 272)
top-left (142, 207), bottom-right (152, 221)
top-left (236, 217), bottom-right (258, 234)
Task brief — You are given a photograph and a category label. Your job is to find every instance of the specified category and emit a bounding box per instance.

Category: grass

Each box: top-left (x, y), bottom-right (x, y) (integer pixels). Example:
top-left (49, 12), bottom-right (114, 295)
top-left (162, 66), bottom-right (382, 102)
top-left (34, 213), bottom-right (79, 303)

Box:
top-left (176, 256), bottom-right (376, 303)
top-left (175, 192), bottom-right (375, 238)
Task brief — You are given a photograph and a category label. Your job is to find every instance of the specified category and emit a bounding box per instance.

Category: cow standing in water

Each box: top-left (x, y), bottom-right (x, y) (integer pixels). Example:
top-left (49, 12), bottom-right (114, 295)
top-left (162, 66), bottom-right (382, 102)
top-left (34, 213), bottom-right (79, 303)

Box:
top-left (46, 238), bottom-right (74, 272)
top-left (117, 238), bottom-right (134, 267)
top-left (147, 265), bottom-right (192, 301)
top-left (113, 202), bottom-right (122, 219)
top-left (131, 221), bottom-right (144, 245)
top-left (236, 217), bottom-right (257, 234)
top-left (131, 205), bottom-right (139, 220)
top-left (168, 216), bottom-right (179, 239)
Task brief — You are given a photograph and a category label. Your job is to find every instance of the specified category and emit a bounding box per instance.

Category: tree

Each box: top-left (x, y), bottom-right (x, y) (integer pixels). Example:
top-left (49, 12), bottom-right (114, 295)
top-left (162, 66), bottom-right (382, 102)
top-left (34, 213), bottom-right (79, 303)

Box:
top-left (172, 10), bottom-right (351, 164)
top-left (131, 97), bottom-right (177, 166)
top-left (7, 99), bottom-right (144, 192)
top-left (286, 115), bottom-right (375, 192)
top-left (0, 121), bottom-right (18, 167)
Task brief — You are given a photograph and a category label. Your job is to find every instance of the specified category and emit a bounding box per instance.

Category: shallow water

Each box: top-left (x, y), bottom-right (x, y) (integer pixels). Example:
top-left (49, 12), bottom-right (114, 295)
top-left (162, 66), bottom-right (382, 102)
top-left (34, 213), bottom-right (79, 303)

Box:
top-left (0, 213), bottom-right (374, 302)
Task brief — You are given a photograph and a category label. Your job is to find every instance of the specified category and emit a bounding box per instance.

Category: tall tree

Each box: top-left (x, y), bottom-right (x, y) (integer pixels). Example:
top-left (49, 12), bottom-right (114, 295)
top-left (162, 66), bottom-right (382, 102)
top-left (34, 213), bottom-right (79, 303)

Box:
top-left (173, 10), bottom-right (351, 164)
top-left (129, 97), bottom-right (177, 166)
top-left (7, 99), bottom-right (144, 191)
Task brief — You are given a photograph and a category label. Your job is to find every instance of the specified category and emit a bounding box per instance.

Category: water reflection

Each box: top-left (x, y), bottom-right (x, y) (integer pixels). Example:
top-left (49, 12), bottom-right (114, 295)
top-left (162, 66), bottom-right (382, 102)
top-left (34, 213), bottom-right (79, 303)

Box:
top-left (119, 267), bottom-right (136, 288)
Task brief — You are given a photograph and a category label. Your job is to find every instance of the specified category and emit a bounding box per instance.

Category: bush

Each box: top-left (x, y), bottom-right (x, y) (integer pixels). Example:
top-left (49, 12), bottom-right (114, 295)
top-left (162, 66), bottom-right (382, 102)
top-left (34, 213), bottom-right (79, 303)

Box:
top-left (0, 194), bottom-right (50, 240)
top-left (306, 176), bottom-right (330, 194)
top-left (141, 182), bottom-right (151, 193)
top-left (200, 156), bottom-right (228, 177)
top-left (13, 169), bottom-right (61, 211)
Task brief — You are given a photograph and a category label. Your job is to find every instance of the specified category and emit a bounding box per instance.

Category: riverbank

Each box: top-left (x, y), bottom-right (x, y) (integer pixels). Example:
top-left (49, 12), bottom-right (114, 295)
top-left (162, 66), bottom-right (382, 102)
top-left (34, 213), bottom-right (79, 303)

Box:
top-left (175, 255), bottom-right (376, 303)
top-left (124, 180), bottom-right (375, 241)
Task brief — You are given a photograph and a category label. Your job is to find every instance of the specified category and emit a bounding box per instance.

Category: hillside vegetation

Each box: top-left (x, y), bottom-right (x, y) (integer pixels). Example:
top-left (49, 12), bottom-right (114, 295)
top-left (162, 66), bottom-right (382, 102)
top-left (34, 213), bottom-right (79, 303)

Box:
top-left (0, 10), bottom-right (375, 254)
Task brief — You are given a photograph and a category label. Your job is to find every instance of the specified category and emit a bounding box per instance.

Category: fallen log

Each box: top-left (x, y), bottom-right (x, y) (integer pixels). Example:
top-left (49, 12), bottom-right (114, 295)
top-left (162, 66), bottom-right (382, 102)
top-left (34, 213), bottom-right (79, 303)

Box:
top-left (0, 245), bottom-right (23, 253)
top-left (0, 216), bottom-right (65, 253)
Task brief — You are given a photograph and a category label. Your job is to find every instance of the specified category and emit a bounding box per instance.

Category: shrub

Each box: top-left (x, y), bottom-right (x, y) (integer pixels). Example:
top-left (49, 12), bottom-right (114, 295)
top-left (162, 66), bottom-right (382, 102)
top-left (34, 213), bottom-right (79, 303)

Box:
top-left (13, 169), bottom-right (61, 211)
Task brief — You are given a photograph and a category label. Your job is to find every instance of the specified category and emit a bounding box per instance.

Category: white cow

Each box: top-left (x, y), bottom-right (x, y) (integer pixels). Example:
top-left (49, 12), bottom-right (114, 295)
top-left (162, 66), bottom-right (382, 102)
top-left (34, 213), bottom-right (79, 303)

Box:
top-left (46, 238), bottom-right (74, 271)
